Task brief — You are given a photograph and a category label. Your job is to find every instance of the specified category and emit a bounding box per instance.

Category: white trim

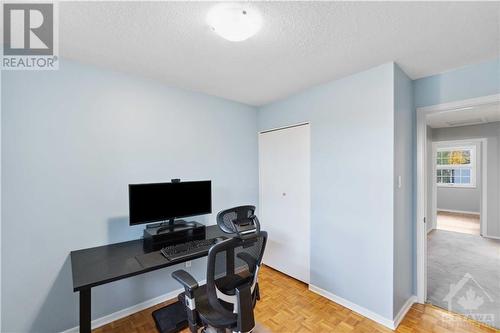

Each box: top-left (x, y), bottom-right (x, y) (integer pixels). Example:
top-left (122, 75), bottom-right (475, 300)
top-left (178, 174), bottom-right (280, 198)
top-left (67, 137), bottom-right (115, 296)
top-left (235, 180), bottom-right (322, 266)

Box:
top-left (258, 121), bottom-right (309, 134)
top-left (393, 296), bottom-right (418, 329)
top-left (437, 184), bottom-right (477, 188)
top-left (437, 209), bottom-right (480, 215)
top-left (416, 93), bottom-right (500, 304)
top-left (484, 234), bottom-right (500, 240)
top-left (416, 109), bottom-right (428, 304)
top-left (418, 94), bottom-right (500, 114)
top-left (431, 143), bottom-right (438, 230)
top-left (480, 140), bottom-right (488, 238)
top-left (59, 281), bottom-right (205, 333)
top-left (308, 285), bottom-right (395, 329)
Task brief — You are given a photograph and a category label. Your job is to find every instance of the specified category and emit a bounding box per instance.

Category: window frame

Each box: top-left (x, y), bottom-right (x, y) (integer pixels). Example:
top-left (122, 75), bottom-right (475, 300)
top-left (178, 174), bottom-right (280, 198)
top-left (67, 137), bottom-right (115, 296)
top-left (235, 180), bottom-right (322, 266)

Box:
top-left (436, 145), bottom-right (476, 188)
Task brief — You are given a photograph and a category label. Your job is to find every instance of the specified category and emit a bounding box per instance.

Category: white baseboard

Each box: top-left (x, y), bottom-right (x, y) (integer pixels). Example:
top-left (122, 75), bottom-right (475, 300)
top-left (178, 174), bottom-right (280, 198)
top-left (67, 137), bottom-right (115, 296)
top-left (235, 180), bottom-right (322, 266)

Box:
top-left (483, 234), bottom-right (500, 240)
top-left (309, 285), bottom-right (416, 330)
top-left (60, 287), bottom-right (184, 333)
top-left (59, 282), bottom-right (417, 332)
top-left (393, 295), bottom-right (417, 329)
top-left (437, 209), bottom-right (480, 215)
top-left (308, 285), bottom-right (394, 329)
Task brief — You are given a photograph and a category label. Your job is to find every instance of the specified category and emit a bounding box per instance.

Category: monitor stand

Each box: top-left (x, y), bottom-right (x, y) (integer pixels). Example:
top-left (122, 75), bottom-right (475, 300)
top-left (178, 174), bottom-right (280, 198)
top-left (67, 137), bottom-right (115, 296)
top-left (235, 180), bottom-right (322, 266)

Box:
top-left (146, 219), bottom-right (194, 234)
top-left (143, 219), bottom-right (206, 251)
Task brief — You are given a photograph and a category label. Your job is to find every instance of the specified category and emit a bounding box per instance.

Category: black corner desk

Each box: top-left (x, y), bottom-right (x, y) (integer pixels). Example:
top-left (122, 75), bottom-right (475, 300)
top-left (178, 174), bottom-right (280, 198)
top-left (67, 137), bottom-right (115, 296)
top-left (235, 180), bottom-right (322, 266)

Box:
top-left (70, 225), bottom-right (226, 333)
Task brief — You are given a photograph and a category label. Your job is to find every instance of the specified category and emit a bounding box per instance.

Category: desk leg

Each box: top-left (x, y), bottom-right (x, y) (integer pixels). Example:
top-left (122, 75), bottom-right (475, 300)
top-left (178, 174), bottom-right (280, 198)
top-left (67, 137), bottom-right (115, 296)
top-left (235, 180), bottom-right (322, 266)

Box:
top-left (80, 288), bottom-right (91, 333)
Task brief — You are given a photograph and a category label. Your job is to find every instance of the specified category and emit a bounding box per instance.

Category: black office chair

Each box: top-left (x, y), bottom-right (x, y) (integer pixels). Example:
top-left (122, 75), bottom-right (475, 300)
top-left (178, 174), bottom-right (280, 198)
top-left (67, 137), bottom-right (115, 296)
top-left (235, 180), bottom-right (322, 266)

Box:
top-left (172, 205), bottom-right (267, 333)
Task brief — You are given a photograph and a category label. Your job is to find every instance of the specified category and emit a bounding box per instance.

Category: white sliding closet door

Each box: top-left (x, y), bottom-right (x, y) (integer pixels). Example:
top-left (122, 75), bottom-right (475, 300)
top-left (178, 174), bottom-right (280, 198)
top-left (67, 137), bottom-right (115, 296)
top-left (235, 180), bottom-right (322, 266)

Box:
top-left (259, 123), bottom-right (310, 283)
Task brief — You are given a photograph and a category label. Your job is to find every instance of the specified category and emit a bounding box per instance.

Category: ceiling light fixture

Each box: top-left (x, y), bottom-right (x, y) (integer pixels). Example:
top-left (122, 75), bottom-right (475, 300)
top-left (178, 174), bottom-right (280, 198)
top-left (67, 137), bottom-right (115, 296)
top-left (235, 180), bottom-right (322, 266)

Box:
top-left (207, 3), bottom-right (262, 42)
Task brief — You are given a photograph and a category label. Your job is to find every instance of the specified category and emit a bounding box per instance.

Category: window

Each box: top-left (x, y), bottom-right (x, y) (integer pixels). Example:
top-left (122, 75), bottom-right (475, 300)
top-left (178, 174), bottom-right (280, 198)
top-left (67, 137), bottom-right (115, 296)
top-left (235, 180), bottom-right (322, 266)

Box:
top-left (436, 146), bottom-right (476, 187)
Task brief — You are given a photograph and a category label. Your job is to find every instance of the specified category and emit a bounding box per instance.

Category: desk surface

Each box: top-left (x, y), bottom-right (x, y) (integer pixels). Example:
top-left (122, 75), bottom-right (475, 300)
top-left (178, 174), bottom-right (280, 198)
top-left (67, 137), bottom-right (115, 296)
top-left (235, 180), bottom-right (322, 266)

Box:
top-left (70, 225), bottom-right (225, 291)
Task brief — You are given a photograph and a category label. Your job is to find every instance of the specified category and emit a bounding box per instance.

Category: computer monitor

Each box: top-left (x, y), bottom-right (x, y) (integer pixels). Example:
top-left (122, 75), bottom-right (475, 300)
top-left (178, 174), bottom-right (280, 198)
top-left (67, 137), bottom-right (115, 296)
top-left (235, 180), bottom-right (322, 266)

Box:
top-left (128, 180), bottom-right (212, 226)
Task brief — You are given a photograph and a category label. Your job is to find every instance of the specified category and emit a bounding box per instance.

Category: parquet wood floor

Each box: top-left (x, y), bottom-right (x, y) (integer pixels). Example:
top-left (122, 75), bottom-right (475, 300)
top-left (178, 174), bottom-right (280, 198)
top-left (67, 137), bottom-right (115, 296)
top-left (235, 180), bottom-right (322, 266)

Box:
top-left (94, 265), bottom-right (499, 333)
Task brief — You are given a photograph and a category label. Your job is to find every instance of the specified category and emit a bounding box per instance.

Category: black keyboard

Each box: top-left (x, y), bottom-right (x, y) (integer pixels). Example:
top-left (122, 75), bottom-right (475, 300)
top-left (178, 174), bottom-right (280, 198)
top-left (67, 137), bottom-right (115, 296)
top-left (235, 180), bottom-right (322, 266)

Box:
top-left (160, 238), bottom-right (224, 261)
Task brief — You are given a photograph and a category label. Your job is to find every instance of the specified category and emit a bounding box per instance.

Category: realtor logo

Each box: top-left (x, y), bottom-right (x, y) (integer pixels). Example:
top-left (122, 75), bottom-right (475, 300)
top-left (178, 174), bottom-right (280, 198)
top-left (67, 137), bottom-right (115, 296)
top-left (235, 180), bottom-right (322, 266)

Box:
top-left (2, 2), bottom-right (58, 69)
top-left (443, 273), bottom-right (495, 326)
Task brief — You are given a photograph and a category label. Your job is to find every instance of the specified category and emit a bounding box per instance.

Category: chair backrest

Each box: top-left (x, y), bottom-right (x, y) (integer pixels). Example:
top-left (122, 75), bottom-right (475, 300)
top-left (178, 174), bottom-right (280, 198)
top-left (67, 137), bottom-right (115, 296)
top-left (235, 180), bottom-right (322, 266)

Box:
top-left (216, 205), bottom-right (261, 236)
top-left (207, 206), bottom-right (267, 332)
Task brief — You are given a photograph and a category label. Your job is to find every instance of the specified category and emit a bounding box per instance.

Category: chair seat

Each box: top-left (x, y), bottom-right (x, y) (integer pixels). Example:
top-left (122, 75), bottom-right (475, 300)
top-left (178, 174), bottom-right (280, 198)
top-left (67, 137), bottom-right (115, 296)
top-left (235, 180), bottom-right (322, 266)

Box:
top-left (196, 289), bottom-right (237, 329)
top-left (216, 272), bottom-right (252, 296)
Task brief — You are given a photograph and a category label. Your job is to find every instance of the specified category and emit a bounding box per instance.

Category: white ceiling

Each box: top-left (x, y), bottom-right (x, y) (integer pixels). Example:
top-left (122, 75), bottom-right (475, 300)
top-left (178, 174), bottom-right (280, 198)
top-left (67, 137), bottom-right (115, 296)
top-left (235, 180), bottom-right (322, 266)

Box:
top-left (427, 102), bottom-right (500, 128)
top-left (59, 1), bottom-right (500, 106)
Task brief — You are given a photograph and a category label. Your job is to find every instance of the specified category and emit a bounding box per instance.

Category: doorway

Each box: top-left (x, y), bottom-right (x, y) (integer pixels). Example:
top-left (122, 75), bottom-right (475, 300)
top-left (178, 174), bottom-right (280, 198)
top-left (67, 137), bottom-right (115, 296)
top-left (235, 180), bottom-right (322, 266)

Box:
top-left (258, 123), bottom-right (311, 284)
top-left (416, 94), bottom-right (500, 329)
top-left (430, 139), bottom-right (485, 237)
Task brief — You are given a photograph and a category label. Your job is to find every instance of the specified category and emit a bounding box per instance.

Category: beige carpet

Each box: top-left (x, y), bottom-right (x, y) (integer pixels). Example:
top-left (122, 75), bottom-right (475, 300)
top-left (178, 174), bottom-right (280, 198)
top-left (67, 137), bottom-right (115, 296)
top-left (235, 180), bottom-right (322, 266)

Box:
top-left (436, 211), bottom-right (480, 235)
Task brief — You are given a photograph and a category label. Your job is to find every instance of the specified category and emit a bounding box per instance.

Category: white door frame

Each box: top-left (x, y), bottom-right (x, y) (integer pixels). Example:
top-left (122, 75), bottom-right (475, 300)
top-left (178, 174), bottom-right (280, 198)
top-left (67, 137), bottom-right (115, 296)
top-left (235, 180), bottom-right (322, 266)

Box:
top-left (258, 122), bottom-right (311, 283)
top-left (416, 93), bottom-right (500, 304)
top-left (430, 139), bottom-right (487, 234)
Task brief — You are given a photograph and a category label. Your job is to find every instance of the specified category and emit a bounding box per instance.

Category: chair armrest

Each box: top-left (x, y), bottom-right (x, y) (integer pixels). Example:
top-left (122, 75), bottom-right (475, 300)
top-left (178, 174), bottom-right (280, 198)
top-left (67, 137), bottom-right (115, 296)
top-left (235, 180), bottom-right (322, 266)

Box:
top-left (172, 270), bottom-right (198, 297)
top-left (237, 252), bottom-right (257, 273)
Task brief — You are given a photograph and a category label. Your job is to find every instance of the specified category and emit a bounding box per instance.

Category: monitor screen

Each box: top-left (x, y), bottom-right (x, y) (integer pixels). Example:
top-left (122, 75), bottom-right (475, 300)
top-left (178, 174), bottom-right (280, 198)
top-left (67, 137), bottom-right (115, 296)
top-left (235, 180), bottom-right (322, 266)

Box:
top-left (128, 181), bottom-right (212, 225)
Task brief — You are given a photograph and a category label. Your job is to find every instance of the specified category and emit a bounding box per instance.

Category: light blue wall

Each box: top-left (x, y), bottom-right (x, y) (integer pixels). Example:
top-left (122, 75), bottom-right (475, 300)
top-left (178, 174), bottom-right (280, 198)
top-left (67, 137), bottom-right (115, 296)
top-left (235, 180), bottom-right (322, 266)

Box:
top-left (437, 186), bottom-right (481, 213)
top-left (258, 63), bottom-right (396, 320)
top-left (414, 58), bottom-right (500, 108)
top-left (393, 64), bottom-right (414, 317)
top-left (1, 60), bottom-right (258, 332)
